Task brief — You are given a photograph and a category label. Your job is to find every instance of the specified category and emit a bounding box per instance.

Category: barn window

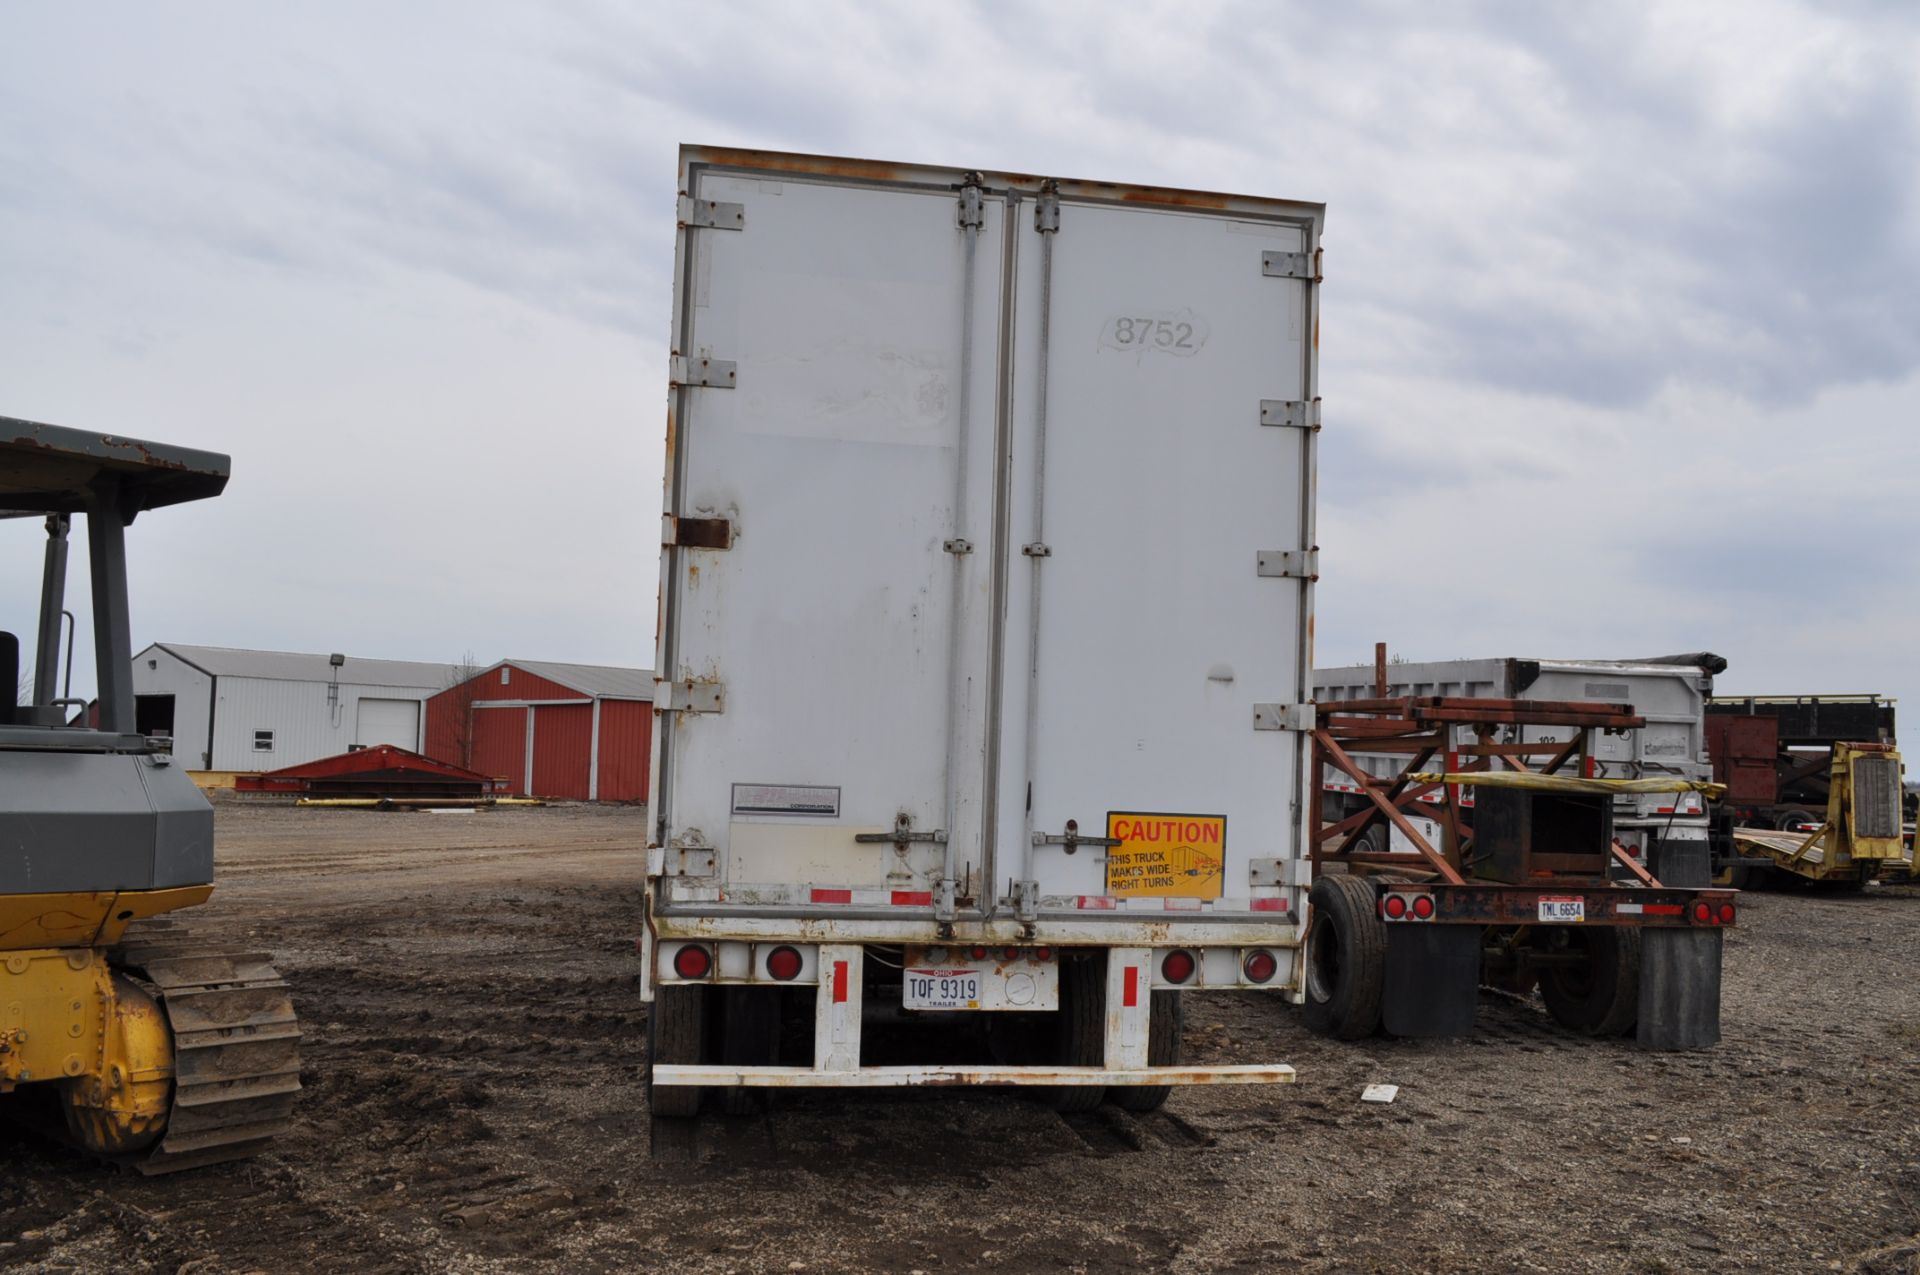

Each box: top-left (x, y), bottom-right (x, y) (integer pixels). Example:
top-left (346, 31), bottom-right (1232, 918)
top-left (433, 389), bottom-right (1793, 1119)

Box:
top-left (500, 667), bottom-right (511, 685)
top-left (253, 729), bottom-right (275, 752)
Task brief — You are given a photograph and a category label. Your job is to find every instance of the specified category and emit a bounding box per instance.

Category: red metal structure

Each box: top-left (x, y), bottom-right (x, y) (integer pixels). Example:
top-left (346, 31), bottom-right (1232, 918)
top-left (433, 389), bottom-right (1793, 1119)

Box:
top-left (1307, 695), bottom-right (1736, 1049)
top-left (424, 660), bottom-right (652, 801)
top-left (233, 744), bottom-right (501, 798)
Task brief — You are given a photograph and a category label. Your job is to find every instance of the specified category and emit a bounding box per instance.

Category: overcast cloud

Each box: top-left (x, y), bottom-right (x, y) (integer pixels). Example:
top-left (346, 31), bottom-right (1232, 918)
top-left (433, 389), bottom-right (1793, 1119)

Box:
top-left (3, 2), bottom-right (1917, 708)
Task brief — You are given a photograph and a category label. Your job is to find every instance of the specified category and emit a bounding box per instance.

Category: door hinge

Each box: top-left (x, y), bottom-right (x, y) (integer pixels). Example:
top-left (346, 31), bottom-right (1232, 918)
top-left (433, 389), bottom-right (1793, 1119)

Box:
top-left (1032, 821), bottom-right (1120, 854)
top-left (1257, 548), bottom-right (1319, 580)
top-left (943, 538), bottom-right (973, 555)
top-left (958, 172), bottom-right (986, 231)
top-left (1262, 247), bottom-right (1322, 281)
top-left (677, 194), bottom-right (745, 231)
top-left (659, 681), bottom-right (726, 714)
top-left (667, 515), bottom-right (734, 549)
top-left (1022, 542), bottom-right (1051, 558)
top-left (661, 831), bottom-right (716, 877)
top-left (1252, 702), bottom-right (1317, 732)
top-left (854, 813), bottom-right (948, 850)
top-left (1035, 180), bottom-right (1061, 234)
top-left (670, 354), bottom-right (737, 388)
top-left (1260, 398), bottom-right (1321, 429)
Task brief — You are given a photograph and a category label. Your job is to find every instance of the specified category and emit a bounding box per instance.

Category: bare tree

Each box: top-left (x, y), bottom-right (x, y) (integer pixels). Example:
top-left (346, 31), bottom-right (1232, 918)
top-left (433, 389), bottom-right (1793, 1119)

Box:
top-left (436, 651), bottom-right (483, 769)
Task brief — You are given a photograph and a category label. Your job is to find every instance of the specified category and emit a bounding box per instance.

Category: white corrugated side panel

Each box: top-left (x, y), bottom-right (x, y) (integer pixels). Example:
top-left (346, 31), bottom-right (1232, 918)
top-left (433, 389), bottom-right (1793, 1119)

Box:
top-left (211, 679), bottom-right (431, 770)
top-left (131, 646), bottom-right (214, 769)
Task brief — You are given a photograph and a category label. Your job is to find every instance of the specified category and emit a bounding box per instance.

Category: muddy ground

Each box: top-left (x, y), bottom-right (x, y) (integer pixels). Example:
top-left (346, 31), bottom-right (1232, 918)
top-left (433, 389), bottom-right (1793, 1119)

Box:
top-left (4, 801), bottom-right (1919, 1274)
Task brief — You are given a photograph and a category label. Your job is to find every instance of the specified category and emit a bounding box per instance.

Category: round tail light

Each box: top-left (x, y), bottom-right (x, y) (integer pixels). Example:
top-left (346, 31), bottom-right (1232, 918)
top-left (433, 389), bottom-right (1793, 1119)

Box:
top-left (1161, 950), bottom-right (1196, 984)
top-left (1033, 946), bottom-right (1054, 962)
top-left (1243, 950), bottom-right (1278, 984)
top-left (1692, 902), bottom-right (1712, 924)
top-left (1003, 946), bottom-right (1021, 962)
top-left (765, 945), bottom-right (803, 981)
top-left (969, 945), bottom-right (988, 961)
top-left (1411, 894), bottom-right (1435, 920)
top-left (672, 944), bottom-right (712, 979)
top-left (1383, 894), bottom-right (1408, 919)
top-left (1717, 902), bottom-right (1735, 924)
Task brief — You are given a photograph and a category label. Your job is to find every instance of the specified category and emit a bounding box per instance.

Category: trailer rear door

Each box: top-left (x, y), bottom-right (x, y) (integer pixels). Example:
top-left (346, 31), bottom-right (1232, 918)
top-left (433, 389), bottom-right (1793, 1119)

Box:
top-left (999, 196), bottom-right (1318, 916)
top-left (655, 164), bottom-right (1007, 906)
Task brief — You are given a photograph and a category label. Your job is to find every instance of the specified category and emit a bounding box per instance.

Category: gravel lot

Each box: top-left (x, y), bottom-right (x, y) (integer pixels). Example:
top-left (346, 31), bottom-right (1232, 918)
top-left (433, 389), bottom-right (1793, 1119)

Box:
top-left (3, 800), bottom-right (1918, 1274)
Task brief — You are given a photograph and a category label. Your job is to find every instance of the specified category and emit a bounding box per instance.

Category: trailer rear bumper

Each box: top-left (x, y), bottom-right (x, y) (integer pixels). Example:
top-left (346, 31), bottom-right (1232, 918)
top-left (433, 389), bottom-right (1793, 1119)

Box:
top-left (651, 1063), bottom-right (1294, 1089)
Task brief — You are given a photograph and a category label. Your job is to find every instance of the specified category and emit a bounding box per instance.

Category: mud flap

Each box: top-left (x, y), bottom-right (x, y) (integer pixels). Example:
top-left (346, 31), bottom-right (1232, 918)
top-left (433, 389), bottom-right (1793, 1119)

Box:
top-left (1382, 925), bottom-right (1480, 1038)
top-left (1637, 929), bottom-right (1722, 1050)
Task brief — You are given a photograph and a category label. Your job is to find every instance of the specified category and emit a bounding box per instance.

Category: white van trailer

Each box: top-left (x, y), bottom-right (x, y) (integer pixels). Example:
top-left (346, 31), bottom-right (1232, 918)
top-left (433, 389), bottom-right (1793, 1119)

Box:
top-left (1313, 656), bottom-right (1721, 873)
top-left (644, 146), bottom-right (1323, 1113)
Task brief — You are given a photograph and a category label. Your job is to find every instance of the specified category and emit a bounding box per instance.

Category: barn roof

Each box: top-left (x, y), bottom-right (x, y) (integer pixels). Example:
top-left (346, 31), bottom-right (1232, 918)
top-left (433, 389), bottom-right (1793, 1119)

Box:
top-left (147, 643), bottom-right (460, 689)
top-left (498, 660), bottom-right (654, 700)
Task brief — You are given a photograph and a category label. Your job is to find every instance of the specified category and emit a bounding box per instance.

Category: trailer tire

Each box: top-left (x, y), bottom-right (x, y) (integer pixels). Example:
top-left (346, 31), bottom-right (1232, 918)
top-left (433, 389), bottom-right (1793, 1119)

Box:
top-left (1539, 927), bottom-right (1640, 1036)
top-left (1048, 952), bottom-right (1107, 1113)
top-left (1302, 874), bottom-right (1387, 1040)
top-left (718, 987), bottom-right (780, 1116)
top-left (646, 985), bottom-right (708, 1118)
top-left (1111, 991), bottom-right (1184, 1112)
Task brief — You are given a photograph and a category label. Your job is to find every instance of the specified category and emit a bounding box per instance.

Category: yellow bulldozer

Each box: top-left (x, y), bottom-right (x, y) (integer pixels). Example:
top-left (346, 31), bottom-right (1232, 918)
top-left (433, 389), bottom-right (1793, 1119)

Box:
top-left (2, 416), bottom-right (300, 1171)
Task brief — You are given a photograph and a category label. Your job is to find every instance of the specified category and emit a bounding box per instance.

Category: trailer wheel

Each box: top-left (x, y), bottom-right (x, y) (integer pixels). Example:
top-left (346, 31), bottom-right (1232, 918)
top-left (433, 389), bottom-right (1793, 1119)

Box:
top-left (646, 985), bottom-right (708, 1118)
top-left (1302, 873), bottom-right (1386, 1040)
top-left (1110, 991), bottom-right (1184, 1112)
top-left (1047, 952), bottom-right (1107, 1112)
top-left (718, 987), bottom-right (780, 1116)
top-left (1539, 927), bottom-right (1640, 1036)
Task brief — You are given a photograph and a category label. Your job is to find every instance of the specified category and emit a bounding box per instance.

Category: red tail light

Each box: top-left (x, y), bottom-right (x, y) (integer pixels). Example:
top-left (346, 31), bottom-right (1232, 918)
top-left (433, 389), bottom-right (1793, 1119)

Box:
top-left (1033, 946), bottom-right (1054, 962)
top-left (1243, 950), bottom-right (1278, 983)
top-left (765, 945), bottom-right (803, 981)
top-left (1003, 946), bottom-right (1021, 962)
top-left (1161, 950), bottom-right (1196, 984)
top-left (672, 944), bottom-right (712, 979)
top-left (1717, 902), bottom-right (1736, 925)
top-left (969, 945), bottom-right (988, 961)
top-left (1692, 902), bottom-right (1712, 924)
top-left (1411, 894), bottom-right (1435, 920)
top-left (1383, 893), bottom-right (1408, 919)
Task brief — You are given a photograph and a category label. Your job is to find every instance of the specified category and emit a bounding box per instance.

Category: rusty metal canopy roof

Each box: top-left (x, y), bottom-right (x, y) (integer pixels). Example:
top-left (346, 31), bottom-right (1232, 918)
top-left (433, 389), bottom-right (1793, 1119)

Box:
top-left (0, 415), bottom-right (230, 515)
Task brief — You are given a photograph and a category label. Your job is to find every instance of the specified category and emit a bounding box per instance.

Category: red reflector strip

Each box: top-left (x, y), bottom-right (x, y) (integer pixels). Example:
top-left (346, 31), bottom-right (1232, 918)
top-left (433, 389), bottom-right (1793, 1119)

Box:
top-left (832, 960), bottom-right (849, 1003)
top-left (889, 890), bottom-right (933, 906)
top-left (810, 888), bottom-right (853, 904)
top-left (1076, 896), bottom-right (1118, 910)
top-left (1644, 903), bottom-right (1685, 916)
top-left (1251, 898), bottom-right (1289, 912)
top-left (1123, 965), bottom-right (1139, 1008)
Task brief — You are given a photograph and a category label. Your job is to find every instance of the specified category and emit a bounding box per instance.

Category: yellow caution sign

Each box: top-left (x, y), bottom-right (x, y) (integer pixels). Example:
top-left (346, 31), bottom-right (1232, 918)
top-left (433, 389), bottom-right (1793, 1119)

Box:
top-left (1105, 812), bottom-right (1227, 899)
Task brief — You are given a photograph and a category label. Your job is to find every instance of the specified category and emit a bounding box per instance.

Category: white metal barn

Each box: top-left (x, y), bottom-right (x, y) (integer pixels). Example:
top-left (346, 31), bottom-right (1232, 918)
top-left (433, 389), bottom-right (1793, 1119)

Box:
top-left (131, 643), bottom-right (459, 774)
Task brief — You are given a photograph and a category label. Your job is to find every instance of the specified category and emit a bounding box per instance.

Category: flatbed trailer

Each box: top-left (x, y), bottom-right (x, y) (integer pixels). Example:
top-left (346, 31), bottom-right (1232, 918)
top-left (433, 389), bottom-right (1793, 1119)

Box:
top-left (1303, 696), bottom-right (1734, 1048)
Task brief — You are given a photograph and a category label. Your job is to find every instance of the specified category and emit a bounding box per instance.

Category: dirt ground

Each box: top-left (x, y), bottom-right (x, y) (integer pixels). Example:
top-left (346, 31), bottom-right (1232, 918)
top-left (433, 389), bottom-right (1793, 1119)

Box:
top-left (4, 801), bottom-right (1920, 1274)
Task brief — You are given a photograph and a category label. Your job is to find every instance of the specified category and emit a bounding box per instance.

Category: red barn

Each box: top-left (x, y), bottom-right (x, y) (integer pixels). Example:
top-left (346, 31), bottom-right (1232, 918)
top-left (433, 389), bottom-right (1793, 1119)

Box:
top-left (425, 660), bottom-right (653, 801)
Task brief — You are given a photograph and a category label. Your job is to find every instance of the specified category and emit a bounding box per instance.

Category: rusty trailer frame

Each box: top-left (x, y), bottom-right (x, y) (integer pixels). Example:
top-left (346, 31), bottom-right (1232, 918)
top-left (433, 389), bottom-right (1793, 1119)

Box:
top-left (1307, 695), bottom-right (1735, 1047)
top-left (1312, 695), bottom-right (1734, 918)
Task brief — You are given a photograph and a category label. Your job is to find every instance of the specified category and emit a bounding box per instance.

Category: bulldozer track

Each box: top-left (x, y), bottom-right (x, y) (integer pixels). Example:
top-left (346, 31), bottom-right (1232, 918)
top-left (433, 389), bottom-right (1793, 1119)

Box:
top-left (114, 923), bottom-right (302, 1174)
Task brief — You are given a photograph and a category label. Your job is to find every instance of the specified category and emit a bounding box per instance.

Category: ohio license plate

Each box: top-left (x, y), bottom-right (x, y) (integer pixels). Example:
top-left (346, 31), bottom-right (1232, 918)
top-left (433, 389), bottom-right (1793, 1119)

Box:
top-left (1538, 896), bottom-right (1586, 923)
top-left (904, 969), bottom-right (980, 1010)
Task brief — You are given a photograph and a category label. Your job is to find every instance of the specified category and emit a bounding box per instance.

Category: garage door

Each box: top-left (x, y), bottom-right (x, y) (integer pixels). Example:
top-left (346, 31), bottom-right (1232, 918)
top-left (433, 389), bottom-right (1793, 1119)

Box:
top-left (355, 697), bottom-right (421, 750)
top-left (471, 706), bottom-right (529, 795)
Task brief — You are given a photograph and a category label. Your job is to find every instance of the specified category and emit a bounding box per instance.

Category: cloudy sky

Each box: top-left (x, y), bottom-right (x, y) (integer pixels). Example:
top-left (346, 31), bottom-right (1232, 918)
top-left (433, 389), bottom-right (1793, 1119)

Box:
top-left (4, 2), bottom-right (1917, 709)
